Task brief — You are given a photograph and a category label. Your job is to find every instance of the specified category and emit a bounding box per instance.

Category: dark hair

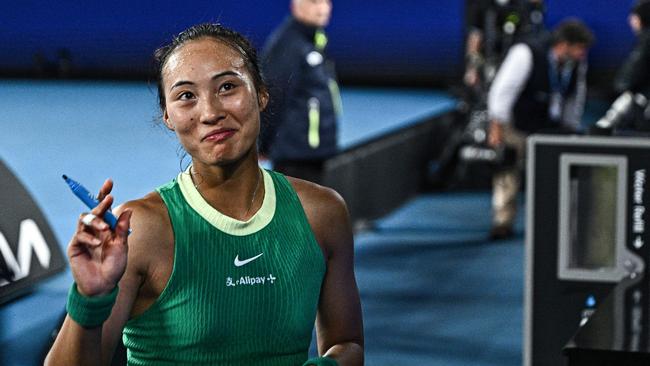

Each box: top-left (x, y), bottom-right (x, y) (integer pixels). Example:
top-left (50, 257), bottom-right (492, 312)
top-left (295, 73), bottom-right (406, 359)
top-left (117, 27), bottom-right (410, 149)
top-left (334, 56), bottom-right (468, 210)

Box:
top-left (633, 0), bottom-right (650, 29)
top-left (551, 18), bottom-right (595, 47)
top-left (153, 23), bottom-right (267, 112)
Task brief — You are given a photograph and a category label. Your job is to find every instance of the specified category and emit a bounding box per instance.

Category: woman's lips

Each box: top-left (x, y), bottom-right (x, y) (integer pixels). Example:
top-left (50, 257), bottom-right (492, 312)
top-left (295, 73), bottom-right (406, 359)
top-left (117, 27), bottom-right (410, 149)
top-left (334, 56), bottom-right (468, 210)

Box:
top-left (203, 129), bottom-right (236, 142)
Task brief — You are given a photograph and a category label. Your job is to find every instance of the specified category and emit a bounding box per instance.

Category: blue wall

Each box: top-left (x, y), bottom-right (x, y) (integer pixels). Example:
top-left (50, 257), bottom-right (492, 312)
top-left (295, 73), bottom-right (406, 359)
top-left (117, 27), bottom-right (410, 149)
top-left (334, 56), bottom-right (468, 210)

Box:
top-left (0, 1), bottom-right (638, 81)
top-left (544, 0), bottom-right (636, 70)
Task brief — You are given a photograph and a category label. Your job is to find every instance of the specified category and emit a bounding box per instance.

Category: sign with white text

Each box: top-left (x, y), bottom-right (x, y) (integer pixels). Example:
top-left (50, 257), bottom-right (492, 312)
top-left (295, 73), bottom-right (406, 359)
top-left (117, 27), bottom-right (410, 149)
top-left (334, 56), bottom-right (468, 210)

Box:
top-left (0, 159), bottom-right (65, 304)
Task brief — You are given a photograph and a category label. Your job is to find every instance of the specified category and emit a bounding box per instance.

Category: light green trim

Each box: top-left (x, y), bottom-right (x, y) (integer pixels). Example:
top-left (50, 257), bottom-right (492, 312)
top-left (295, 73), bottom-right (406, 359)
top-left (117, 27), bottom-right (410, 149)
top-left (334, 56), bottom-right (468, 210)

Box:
top-left (314, 29), bottom-right (328, 51)
top-left (308, 98), bottom-right (320, 149)
top-left (328, 79), bottom-right (343, 117)
top-left (177, 167), bottom-right (276, 236)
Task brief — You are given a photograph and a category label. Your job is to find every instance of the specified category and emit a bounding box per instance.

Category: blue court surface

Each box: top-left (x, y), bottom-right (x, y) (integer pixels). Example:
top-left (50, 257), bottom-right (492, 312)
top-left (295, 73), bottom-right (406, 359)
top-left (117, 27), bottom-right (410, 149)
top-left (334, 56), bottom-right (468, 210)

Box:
top-left (0, 79), bottom-right (525, 365)
top-left (356, 193), bottom-right (524, 366)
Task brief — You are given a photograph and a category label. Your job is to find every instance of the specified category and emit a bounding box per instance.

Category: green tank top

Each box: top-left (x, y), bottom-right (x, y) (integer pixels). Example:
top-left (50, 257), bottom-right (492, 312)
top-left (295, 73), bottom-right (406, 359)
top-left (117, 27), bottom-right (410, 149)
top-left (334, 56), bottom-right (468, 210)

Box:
top-left (122, 169), bottom-right (326, 366)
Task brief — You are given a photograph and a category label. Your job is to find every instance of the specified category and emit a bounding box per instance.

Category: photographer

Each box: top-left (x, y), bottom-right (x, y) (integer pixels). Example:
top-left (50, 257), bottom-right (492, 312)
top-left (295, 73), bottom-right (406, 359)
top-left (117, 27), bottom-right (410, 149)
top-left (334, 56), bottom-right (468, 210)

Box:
top-left (594, 0), bottom-right (650, 133)
top-left (464, 0), bottom-right (546, 93)
top-left (486, 19), bottom-right (594, 240)
top-left (429, 0), bottom-right (547, 190)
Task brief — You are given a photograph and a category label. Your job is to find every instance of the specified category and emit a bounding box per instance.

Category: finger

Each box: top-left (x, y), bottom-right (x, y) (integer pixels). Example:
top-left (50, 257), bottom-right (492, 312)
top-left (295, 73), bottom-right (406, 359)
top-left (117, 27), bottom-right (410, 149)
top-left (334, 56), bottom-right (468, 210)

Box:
top-left (78, 213), bottom-right (108, 232)
top-left (97, 178), bottom-right (113, 202)
top-left (91, 194), bottom-right (114, 219)
top-left (68, 230), bottom-right (102, 259)
top-left (115, 209), bottom-right (133, 240)
top-left (76, 231), bottom-right (103, 247)
top-left (81, 212), bottom-right (98, 226)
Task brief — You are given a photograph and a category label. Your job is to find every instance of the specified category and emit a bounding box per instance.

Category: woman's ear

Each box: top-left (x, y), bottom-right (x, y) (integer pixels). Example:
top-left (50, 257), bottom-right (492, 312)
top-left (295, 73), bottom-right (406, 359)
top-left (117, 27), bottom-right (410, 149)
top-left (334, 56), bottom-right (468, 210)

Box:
top-left (162, 110), bottom-right (175, 131)
top-left (258, 89), bottom-right (269, 111)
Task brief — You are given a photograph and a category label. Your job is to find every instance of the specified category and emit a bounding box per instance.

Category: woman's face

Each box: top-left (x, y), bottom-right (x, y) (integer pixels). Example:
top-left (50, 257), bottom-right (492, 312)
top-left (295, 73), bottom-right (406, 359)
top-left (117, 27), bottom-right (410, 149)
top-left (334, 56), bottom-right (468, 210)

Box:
top-left (161, 38), bottom-right (267, 167)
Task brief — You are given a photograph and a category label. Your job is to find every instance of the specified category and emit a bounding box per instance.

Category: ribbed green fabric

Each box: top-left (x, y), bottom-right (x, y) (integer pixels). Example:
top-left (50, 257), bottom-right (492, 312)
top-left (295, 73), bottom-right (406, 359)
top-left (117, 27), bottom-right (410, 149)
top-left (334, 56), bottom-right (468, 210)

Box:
top-left (122, 169), bottom-right (326, 366)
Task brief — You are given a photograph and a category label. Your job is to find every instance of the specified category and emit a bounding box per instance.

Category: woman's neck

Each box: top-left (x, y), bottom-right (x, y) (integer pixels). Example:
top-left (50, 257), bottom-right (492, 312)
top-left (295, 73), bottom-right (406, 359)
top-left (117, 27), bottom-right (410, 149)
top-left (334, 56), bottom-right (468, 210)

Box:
top-left (189, 153), bottom-right (264, 221)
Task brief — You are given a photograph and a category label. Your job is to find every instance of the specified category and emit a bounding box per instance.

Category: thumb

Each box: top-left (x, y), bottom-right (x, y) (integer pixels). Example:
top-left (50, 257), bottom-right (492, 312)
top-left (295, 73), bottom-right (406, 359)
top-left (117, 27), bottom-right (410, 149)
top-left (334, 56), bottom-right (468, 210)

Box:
top-left (115, 209), bottom-right (133, 240)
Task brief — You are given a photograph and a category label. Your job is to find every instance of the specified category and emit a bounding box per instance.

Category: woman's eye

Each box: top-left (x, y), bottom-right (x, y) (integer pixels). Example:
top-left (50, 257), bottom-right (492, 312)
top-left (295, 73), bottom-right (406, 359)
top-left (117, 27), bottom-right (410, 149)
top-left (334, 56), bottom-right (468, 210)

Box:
top-left (219, 82), bottom-right (236, 92)
top-left (179, 91), bottom-right (194, 100)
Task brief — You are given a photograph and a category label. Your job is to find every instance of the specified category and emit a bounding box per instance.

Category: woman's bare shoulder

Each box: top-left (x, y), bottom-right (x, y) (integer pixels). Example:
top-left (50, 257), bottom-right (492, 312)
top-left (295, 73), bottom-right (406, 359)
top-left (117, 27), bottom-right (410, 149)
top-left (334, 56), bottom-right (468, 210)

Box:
top-left (285, 177), bottom-right (347, 216)
top-left (284, 176), bottom-right (352, 256)
top-left (114, 192), bottom-right (173, 263)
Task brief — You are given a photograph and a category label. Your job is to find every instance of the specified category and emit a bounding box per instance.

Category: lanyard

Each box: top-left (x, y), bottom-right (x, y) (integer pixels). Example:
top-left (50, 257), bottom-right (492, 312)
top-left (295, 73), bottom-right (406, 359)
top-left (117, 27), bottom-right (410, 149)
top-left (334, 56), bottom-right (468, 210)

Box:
top-left (548, 52), bottom-right (574, 122)
top-left (548, 52), bottom-right (573, 95)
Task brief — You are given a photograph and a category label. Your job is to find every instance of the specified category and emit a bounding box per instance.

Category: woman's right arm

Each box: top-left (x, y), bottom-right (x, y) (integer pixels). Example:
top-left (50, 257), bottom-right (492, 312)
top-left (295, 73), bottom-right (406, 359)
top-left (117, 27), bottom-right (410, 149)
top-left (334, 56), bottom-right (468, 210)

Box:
top-left (44, 179), bottom-right (153, 365)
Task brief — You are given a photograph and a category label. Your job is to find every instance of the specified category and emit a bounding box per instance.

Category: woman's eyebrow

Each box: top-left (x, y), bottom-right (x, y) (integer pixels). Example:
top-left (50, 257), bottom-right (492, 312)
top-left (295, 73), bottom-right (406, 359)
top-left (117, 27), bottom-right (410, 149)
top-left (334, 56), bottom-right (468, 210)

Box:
top-left (170, 71), bottom-right (241, 91)
top-left (211, 70), bottom-right (240, 80)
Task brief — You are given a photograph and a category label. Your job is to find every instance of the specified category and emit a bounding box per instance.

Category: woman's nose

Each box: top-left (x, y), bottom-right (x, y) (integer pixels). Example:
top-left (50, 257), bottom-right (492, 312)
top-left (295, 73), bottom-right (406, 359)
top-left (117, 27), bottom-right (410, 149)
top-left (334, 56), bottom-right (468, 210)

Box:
top-left (200, 95), bottom-right (225, 124)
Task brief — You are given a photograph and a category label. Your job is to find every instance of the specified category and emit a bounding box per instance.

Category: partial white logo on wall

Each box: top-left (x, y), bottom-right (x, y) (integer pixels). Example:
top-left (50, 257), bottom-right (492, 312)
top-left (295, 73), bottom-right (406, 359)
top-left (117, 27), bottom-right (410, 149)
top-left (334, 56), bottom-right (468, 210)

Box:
top-left (0, 219), bottom-right (51, 286)
top-left (0, 159), bottom-right (65, 303)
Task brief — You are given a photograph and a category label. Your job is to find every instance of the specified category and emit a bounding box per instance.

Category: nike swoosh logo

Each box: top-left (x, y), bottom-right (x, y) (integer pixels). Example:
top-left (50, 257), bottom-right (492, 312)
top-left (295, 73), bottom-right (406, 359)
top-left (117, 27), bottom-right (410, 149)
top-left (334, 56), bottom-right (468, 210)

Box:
top-left (234, 253), bottom-right (264, 267)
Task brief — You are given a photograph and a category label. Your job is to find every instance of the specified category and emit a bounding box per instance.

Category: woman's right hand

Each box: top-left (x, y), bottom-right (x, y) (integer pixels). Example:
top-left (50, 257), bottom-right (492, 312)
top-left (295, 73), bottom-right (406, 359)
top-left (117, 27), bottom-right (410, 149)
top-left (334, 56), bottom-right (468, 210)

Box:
top-left (67, 179), bottom-right (132, 297)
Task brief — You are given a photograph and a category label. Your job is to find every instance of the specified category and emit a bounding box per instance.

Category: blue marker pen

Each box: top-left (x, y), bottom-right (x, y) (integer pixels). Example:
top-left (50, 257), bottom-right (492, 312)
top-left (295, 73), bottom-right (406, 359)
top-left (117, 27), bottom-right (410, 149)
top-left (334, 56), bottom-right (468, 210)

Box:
top-left (62, 175), bottom-right (129, 234)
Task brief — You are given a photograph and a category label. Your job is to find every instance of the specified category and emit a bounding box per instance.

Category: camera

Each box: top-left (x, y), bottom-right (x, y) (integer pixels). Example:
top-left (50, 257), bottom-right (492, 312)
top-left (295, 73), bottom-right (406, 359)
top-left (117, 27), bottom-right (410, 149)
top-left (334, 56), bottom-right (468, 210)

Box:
top-left (590, 91), bottom-right (650, 135)
top-left (457, 108), bottom-right (518, 168)
top-left (459, 144), bottom-right (517, 168)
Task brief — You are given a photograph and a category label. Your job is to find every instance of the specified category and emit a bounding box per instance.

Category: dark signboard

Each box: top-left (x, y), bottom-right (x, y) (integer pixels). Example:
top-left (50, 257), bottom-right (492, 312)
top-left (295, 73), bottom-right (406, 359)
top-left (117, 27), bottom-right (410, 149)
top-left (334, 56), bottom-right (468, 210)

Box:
top-left (0, 159), bottom-right (65, 304)
top-left (525, 136), bottom-right (650, 366)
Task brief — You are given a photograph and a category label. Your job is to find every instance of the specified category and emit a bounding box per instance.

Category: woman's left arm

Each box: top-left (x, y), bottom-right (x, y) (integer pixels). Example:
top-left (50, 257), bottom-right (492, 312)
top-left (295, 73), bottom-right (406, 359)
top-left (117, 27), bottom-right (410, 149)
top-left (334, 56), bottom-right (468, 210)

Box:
top-left (295, 180), bottom-right (364, 366)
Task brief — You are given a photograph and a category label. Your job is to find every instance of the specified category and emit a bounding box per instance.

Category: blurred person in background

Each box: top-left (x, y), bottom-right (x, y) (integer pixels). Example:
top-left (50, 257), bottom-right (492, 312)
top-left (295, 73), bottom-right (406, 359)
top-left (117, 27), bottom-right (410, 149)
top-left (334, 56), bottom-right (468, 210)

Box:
top-left (487, 19), bottom-right (594, 240)
top-left (261, 0), bottom-right (342, 185)
top-left (614, 0), bottom-right (650, 101)
top-left (428, 0), bottom-right (547, 190)
top-left (594, 0), bottom-right (650, 133)
top-left (464, 0), bottom-right (546, 96)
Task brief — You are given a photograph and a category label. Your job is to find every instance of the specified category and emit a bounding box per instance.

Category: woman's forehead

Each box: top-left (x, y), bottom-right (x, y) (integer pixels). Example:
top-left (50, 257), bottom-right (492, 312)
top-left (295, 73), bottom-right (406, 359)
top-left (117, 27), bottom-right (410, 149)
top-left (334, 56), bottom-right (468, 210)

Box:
top-left (164, 39), bottom-right (246, 77)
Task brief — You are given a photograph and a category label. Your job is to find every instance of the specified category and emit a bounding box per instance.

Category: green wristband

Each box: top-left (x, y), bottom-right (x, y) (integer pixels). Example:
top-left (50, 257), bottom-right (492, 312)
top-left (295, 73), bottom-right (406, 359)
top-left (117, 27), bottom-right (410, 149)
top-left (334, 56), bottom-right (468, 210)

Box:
top-left (302, 356), bottom-right (338, 366)
top-left (66, 282), bottom-right (118, 328)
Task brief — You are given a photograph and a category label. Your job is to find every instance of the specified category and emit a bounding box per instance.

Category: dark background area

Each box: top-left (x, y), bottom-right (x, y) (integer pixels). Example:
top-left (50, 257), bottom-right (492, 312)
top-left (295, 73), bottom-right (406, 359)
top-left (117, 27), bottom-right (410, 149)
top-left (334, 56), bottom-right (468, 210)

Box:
top-left (0, 0), bottom-right (637, 92)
